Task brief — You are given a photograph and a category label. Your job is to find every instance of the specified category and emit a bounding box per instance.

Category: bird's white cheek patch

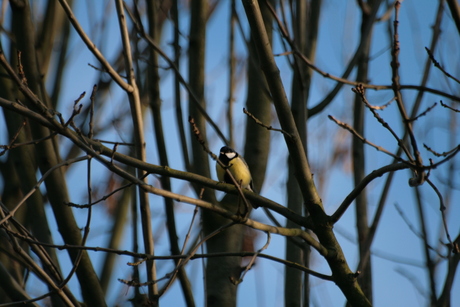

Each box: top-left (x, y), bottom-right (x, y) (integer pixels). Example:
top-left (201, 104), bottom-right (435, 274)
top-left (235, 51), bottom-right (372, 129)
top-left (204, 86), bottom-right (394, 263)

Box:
top-left (225, 152), bottom-right (236, 159)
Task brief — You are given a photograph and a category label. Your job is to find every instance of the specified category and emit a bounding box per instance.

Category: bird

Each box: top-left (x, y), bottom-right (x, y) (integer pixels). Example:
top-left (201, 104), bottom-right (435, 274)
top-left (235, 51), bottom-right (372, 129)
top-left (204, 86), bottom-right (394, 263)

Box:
top-left (216, 146), bottom-right (254, 192)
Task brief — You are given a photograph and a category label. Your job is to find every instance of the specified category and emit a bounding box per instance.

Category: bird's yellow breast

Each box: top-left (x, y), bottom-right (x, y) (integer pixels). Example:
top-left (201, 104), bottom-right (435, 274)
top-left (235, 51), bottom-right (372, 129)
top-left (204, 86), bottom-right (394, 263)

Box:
top-left (216, 157), bottom-right (252, 190)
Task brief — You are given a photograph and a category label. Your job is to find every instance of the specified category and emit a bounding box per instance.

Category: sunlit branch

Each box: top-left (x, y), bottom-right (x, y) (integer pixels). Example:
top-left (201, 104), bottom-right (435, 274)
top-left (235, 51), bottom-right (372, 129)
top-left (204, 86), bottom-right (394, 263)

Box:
top-left (57, 0), bottom-right (132, 92)
top-left (0, 93), bottom-right (310, 229)
top-left (4, 225), bottom-right (333, 281)
top-left (115, 0), bottom-right (157, 298)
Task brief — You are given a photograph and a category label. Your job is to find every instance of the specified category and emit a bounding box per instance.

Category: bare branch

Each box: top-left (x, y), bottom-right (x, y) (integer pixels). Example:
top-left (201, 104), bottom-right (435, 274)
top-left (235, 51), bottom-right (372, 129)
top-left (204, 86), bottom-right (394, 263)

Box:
top-left (244, 108), bottom-right (291, 137)
top-left (330, 163), bottom-right (409, 223)
top-left (425, 47), bottom-right (460, 84)
top-left (440, 100), bottom-right (460, 113)
top-left (328, 114), bottom-right (405, 161)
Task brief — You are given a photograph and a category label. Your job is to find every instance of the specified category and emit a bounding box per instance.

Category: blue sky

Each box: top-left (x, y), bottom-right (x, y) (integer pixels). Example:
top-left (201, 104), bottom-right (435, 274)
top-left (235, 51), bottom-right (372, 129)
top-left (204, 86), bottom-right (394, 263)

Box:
top-left (1, 0), bottom-right (459, 306)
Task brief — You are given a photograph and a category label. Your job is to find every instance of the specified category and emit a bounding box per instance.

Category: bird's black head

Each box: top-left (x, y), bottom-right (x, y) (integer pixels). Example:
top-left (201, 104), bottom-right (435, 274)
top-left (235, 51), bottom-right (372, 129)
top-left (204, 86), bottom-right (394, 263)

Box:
top-left (219, 146), bottom-right (238, 165)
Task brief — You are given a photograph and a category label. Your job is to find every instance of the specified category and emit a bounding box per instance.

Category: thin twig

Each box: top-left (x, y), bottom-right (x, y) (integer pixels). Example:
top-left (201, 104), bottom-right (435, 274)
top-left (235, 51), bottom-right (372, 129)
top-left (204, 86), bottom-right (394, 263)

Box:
top-left (0, 205), bottom-right (75, 306)
top-left (57, 0), bottom-right (133, 91)
top-left (63, 92), bottom-right (85, 128)
top-left (0, 119), bottom-right (26, 156)
top-left (426, 178), bottom-right (454, 252)
top-left (328, 114), bottom-right (405, 162)
top-left (425, 47), bottom-right (460, 84)
top-left (421, 146), bottom-right (460, 170)
top-left (423, 143), bottom-right (460, 157)
top-left (0, 155), bottom-right (91, 226)
top-left (365, 96), bottom-right (396, 110)
top-left (66, 178), bottom-right (140, 209)
top-left (243, 108), bottom-right (291, 137)
top-left (155, 199), bottom-right (200, 295)
top-left (352, 84), bottom-right (414, 162)
top-left (232, 232), bottom-right (271, 285)
top-left (0, 130), bottom-right (58, 154)
top-left (440, 100), bottom-right (460, 113)
top-left (92, 139), bottom-right (134, 146)
top-left (4, 221), bottom-right (332, 281)
top-left (121, 222), bottom-right (237, 288)
top-left (124, 4), bottom-right (228, 145)
top-left (330, 163), bottom-right (409, 223)
top-left (390, 1), bottom-right (426, 186)
top-left (394, 203), bottom-right (423, 239)
top-left (57, 155), bottom-right (95, 299)
top-left (407, 102), bottom-right (437, 122)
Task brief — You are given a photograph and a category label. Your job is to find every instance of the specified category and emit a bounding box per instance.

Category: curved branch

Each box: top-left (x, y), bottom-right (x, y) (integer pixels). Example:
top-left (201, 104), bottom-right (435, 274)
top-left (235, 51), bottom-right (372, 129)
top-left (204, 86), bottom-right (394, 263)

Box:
top-left (330, 163), bottom-right (409, 223)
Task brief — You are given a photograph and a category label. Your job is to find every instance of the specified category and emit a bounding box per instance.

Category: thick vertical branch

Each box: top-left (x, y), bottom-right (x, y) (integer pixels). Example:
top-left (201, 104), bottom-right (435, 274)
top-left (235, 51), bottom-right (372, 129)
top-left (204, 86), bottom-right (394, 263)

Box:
top-left (145, 2), bottom-right (195, 306)
top-left (57, 0), bottom-right (132, 91)
top-left (241, 0), bottom-right (322, 217)
top-left (437, 234), bottom-right (460, 306)
top-left (286, 1), bottom-right (311, 306)
top-left (241, 1), bottom-right (371, 306)
top-left (187, 1), bottom-right (237, 306)
top-left (356, 0), bottom-right (445, 276)
top-left (192, 2), bottom-right (247, 306)
top-left (171, 0), bottom-right (191, 171)
top-left (227, 0), bottom-right (236, 149)
top-left (49, 4), bottom-right (72, 108)
top-left (308, 0), bottom-right (384, 116)
top-left (351, 0), bottom-right (380, 302)
top-left (114, 0), bottom-right (157, 301)
top-left (99, 177), bottom-right (132, 294)
top-left (414, 188), bottom-right (437, 305)
top-left (9, 1), bottom-right (106, 305)
top-left (446, 0), bottom-right (460, 35)
top-left (390, 1), bottom-right (424, 179)
top-left (188, 0), bottom-right (213, 199)
top-left (243, 0), bottom-right (272, 193)
top-left (36, 0), bottom-right (68, 77)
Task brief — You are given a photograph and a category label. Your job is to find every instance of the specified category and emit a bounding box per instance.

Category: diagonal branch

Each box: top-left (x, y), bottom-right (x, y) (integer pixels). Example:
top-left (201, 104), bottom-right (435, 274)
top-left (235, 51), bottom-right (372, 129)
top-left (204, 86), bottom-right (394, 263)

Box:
top-left (57, 0), bottom-right (132, 91)
top-left (330, 163), bottom-right (409, 223)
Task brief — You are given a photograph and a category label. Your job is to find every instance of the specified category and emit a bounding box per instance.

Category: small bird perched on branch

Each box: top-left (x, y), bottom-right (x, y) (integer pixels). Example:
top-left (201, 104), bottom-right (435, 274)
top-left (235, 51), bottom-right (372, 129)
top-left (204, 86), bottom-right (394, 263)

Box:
top-left (216, 146), bottom-right (254, 192)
